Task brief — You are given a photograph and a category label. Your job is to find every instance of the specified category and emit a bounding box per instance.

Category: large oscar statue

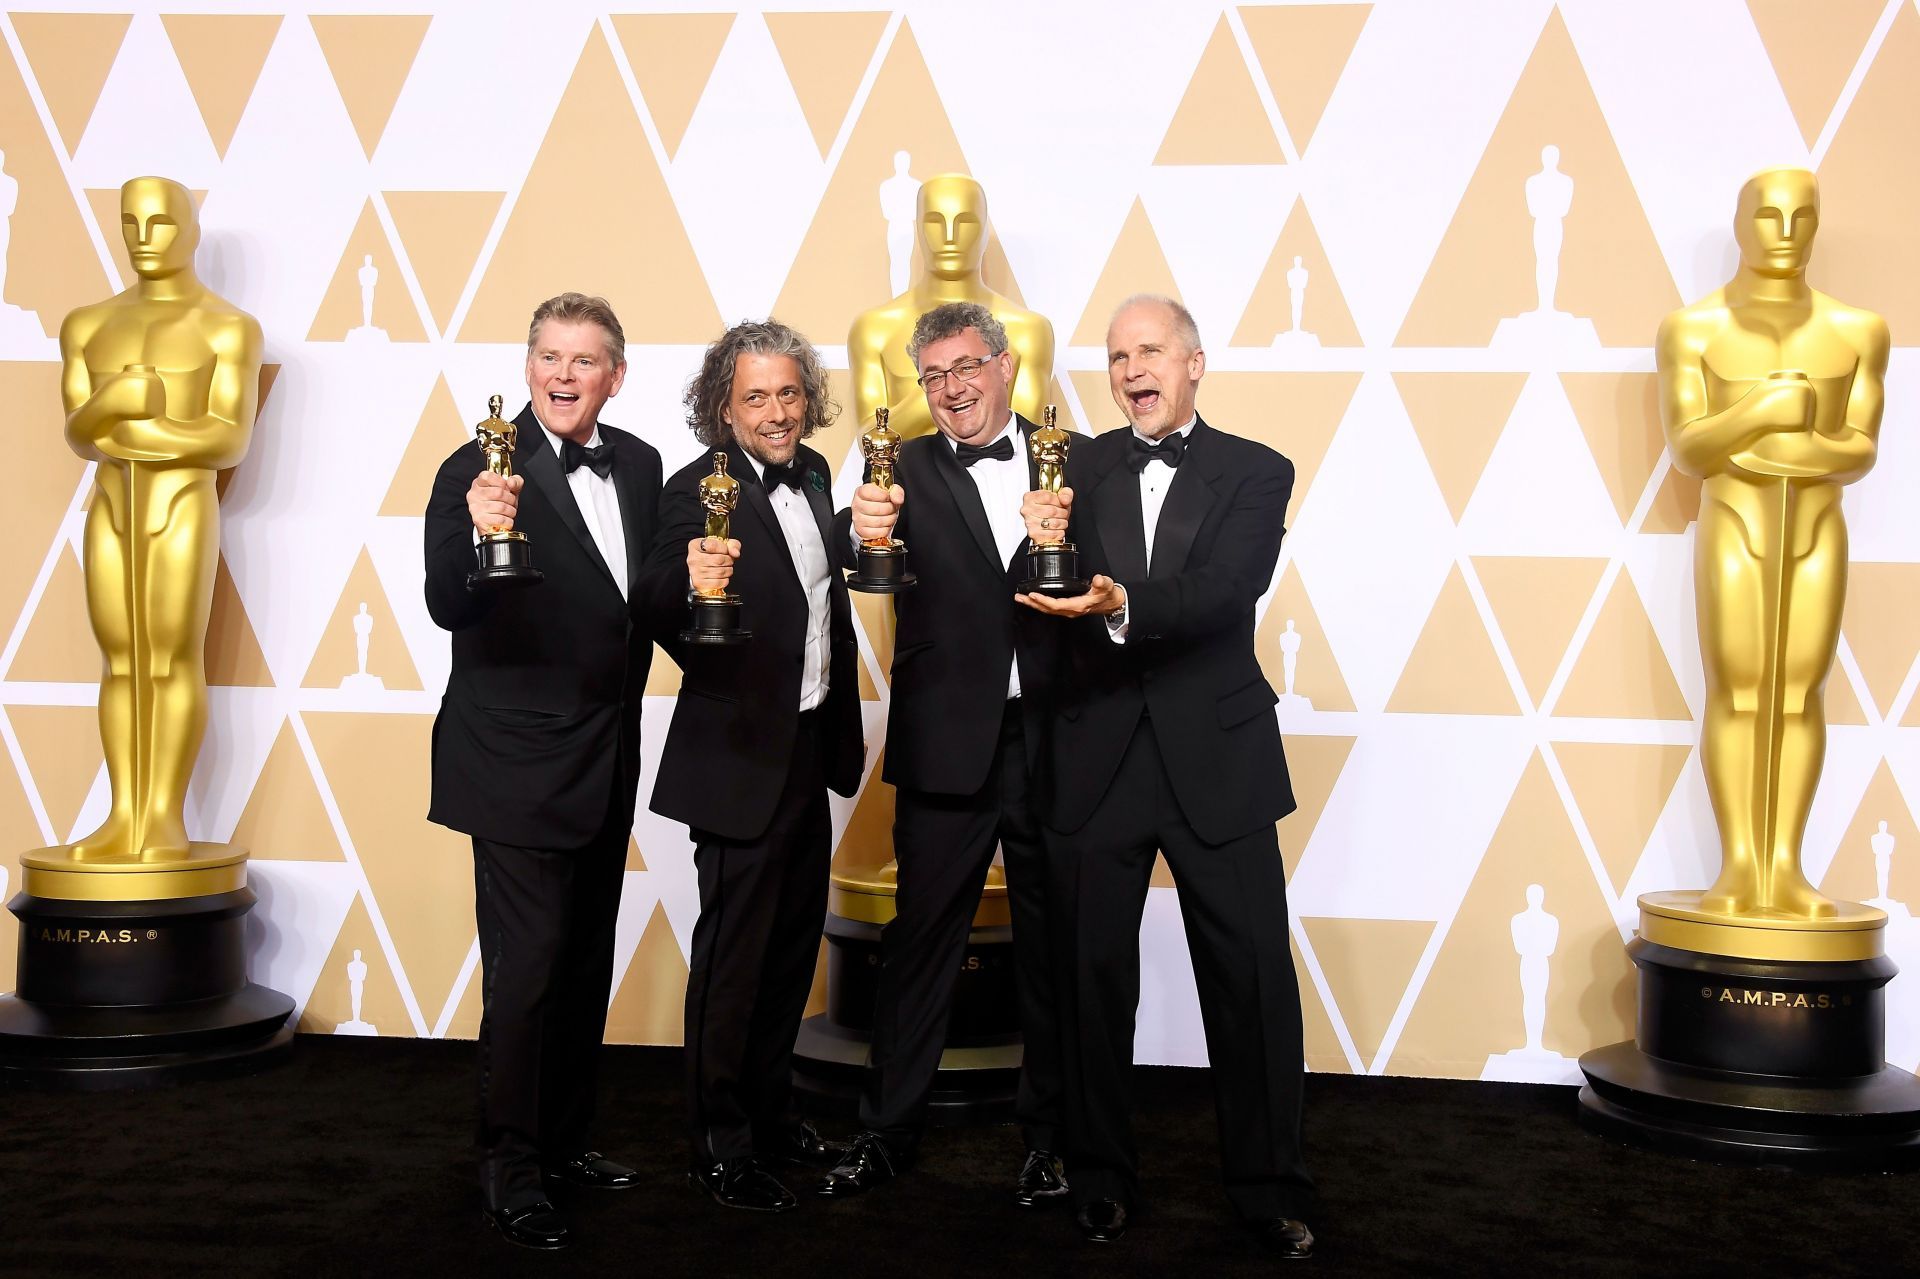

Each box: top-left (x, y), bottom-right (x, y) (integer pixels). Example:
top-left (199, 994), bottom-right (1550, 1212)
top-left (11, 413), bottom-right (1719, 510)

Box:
top-left (1578, 167), bottom-right (1920, 1166)
top-left (847, 174), bottom-right (1055, 440)
top-left (0, 177), bottom-right (294, 1085)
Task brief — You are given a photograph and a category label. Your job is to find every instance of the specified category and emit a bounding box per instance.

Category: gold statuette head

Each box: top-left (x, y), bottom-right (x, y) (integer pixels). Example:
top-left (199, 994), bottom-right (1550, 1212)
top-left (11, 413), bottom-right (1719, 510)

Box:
top-left (860, 405), bottom-right (903, 490)
top-left (699, 451), bottom-right (740, 544)
top-left (1031, 404), bottom-right (1070, 494)
top-left (475, 394), bottom-right (517, 478)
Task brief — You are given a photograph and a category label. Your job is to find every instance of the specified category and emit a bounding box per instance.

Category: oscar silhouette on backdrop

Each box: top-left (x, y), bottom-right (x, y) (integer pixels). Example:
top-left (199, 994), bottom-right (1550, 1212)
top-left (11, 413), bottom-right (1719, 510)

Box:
top-left (340, 602), bottom-right (384, 693)
top-left (1492, 144), bottom-right (1598, 350)
top-left (1271, 256), bottom-right (1319, 352)
top-left (1483, 885), bottom-right (1576, 1083)
top-left (881, 151), bottom-right (919, 297)
top-left (334, 948), bottom-right (376, 1035)
top-left (0, 149), bottom-right (43, 343)
top-left (346, 253), bottom-right (388, 345)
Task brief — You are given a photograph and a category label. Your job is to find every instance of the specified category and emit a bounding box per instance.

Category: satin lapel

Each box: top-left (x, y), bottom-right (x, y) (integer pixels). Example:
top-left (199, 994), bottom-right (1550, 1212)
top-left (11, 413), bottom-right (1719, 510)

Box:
top-left (611, 432), bottom-right (646, 596)
top-left (516, 407), bottom-right (616, 588)
top-left (1090, 448), bottom-right (1148, 586)
top-left (729, 444), bottom-right (801, 598)
top-left (1146, 420), bottom-right (1219, 582)
top-left (801, 448), bottom-right (834, 550)
top-left (927, 432), bottom-right (1001, 568)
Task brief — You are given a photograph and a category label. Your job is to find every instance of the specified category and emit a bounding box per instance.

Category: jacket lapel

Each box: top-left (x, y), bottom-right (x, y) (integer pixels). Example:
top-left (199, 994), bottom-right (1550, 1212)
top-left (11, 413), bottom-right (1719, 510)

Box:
top-left (1089, 443), bottom-right (1148, 586)
top-left (515, 405), bottom-right (617, 590)
top-left (926, 429), bottom-right (1003, 569)
top-left (1146, 419), bottom-right (1218, 582)
top-left (728, 443), bottom-right (801, 599)
top-left (611, 431), bottom-right (647, 597)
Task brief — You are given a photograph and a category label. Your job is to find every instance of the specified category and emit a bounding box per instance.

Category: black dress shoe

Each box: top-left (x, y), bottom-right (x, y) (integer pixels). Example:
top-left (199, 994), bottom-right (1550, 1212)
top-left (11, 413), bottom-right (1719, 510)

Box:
top-left (815, 1133), bottom-right (904, 1197)
top-left (1011, 1149), bottom-right (1068, 1208)
top-left (547, 1151), bottom-right (640, 1190)
top-left (1075, 1197), bottom-right (1128, 1244)
top-left (688, 1156), bottom-right (798, 1213)
top-left (1252, 1217), bottom-right (1314, 1260)
top-left (757, 1120), bottom-right (851, 1169)
top-left (483, 1201), bottom-right (570, 1250)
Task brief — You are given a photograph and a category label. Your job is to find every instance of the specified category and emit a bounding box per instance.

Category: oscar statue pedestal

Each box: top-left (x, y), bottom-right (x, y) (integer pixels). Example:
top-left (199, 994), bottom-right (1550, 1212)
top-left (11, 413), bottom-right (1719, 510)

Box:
top-left (792, 861), bottom-right (1021, 1122)
top-left (0, 843), bottom-right (294, 1089)
top-left (1578, 892), bottom-right (1920, 1169)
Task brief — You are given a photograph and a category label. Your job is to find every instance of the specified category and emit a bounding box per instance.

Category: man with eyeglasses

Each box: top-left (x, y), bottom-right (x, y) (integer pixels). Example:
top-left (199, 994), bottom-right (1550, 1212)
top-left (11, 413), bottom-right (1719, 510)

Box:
top-left (816, 301), bottom-right (1067, 1210)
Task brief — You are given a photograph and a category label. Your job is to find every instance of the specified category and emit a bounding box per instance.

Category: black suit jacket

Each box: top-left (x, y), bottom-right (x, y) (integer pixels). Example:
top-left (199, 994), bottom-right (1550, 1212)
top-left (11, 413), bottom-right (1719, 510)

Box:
top-left (832, 417), bottom-right (1055, 797)
top-left (1047, 417), bottom-right (1296, 846)
top-left (646, 441), bottom-right (864, 842)
top-left (425, 405), bottom-right (664, 850)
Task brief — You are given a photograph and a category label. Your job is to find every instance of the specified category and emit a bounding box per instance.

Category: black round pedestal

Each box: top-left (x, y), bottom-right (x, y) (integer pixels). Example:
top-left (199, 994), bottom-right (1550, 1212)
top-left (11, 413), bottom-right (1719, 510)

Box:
top-left (792, 902), bottom-right (1022, 1123)
top-left (1578, 938), bottom-right (1920, 1169)
top-left (1017, 543), bottom-right (1087, 597)
top-left (0, 888), bottom-right (294, 1090)
top-left (848, 543), bottom-right (916, 594)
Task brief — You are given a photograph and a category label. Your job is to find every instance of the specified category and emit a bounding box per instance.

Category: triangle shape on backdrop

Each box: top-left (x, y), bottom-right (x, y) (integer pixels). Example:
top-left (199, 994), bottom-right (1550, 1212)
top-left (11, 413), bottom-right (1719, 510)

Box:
top-left (849, 591), bottom-right (890, 702)
top-left (1747, 0), bottom-right (1888, 149)
top-left (1392, 372), bottom-right (1527, 522)
top-left (1198, 372), bottom-right (1358, 528)
top-left (1831, 657), bottom-right (1871, 727)
top-left (625, 833), bottom-right (646, 873)
top-left (771, 21), bottom-right (1025, 338)
top-left (1298, 916), bottom-right (1432, 1068)
top-left (1553, 741), bottom-right (1692, 894)
top-left (1295, 930), bottom-right (1354, 1074)
top-left (0, 63), bottom-right (114, 334)
top-left (380, 375), bottom-right (474, 517)
top-left (6, 545), bottom-right (97, 682)
top-left (1068, 371), bottom-right (1121, 436)
top-left (1640, 463), bottom-right (1700, 534)
top-left (1072, 200), bottom-right (1183, 346)
top-left (1472, 555), bottom-right (1608, 709)
top-left (383, 192), bottom-right (503, 336)
top-left (9, 702), bottom-right (104, 842)
top-left (1559, 372), bottom-right (1665, 526)
top-left (1839, 563), bottom-right (1920, 720)
top-left (645, 643), bottom-right (682, 697)
top-left (1276, 733), bottom-right (1356, 880)
top-left (444, 950), bottom-right (483, 1039)
top-left (296, 896), bottom-right (415, 1037)
top-left (1256, 563), bottom-right (1356, 712)
top-left (609, 13), bottom-right (736, 160)
top-left (1394, 9), bottom-right (1680, 346)
top-left (303, 712), bottom-right (473, 1025)
top-left (1238, 3), bottom-right (1371, 155)
top-left (1814, 1), bottom-right (1920, 340)
top-left (833, 753), bottom-right (895, 884)
top-left (309, 15), bottom-right (433, 158)
top-left (159, 14), bottom-right (283, 159)
top-left (462, 27), bottom-right (720, 343)
top-left (1551, 573), bottom-right (1692, 720)
top-left (803, 368), bottom-right (865, 484)
top-left (10, 13), bottom-right (134, 155)
top-left (1389, 752), bottom-right (1635, 1075)
top-left (230, 719), bottom-right (344, 860)
top-left (1152, 15), bottom-right (1285, 165)
top-left (1821, 760), bottom-right (1920, 906)
top-left (307, 199), bottom-right (426, 342)
top-left (1231, 198), bottom-right (1361, 346)
top-left (765, 10), bottom-right (891, 158)
top-left (605, 900), bottom-right (691, 1045)
top-left (206, 556), bottom-right (274, 687)
top-left (0, 365), bottom-right (90, 639)
top-left (302, 547), bottom-right (424, 691)
top-left (0, 749), bottom-right (52, 991)
top-left (1386, 565), bottom-right (1521, 716)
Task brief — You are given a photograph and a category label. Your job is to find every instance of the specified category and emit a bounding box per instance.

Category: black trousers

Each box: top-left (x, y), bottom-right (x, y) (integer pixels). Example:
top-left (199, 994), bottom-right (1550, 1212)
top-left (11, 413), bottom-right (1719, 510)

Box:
top-left (862, 702), bottom-right (1062, 1153)
top-left (471, 806), bottom-right (629, 1211)
top-left (684, 708), bottom-right (831, 1165)
top-left (1048, 717), bottom-right (1312, 1221)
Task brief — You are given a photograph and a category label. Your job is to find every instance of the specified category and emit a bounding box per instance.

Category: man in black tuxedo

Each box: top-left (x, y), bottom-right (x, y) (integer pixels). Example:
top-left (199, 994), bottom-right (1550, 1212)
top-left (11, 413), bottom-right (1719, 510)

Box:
top-left (816, 302), bottom-right (1065, 1204)
top-left (650, 320), bottom-right (864, 1213)
top-left (1017, 295), bottom-right (1315, 1259)
top-left (425, 293), bottom-right (666, 1250)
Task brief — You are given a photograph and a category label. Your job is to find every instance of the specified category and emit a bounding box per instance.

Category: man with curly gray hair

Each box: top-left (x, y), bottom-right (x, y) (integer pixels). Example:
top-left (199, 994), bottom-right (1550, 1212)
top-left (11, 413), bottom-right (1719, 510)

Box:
top-left (646, 319), bottom-right (864, 1214)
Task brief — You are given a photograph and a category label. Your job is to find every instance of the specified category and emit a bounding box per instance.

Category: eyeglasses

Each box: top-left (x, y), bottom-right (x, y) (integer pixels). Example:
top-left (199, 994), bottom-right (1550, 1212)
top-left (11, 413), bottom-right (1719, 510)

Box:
top-left (917, 356), bottom-right (993, 393)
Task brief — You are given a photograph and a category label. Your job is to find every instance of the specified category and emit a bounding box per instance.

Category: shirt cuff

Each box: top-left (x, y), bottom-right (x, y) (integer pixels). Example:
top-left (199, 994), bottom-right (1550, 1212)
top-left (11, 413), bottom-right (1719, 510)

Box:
top-left (1105, 596), bottom-right (1130, 643)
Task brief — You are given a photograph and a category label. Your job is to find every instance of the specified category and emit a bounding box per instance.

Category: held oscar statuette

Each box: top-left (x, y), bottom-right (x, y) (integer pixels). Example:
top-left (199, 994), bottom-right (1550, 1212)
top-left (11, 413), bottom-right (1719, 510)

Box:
top-left (467, 394), bottom-right (544, 589)
top-left (847, 406), bottom-right (917, 593)
top-left (1017, 406), bottom-right (1088, 596)
top-left (681, 452), bottom-right (751, 645)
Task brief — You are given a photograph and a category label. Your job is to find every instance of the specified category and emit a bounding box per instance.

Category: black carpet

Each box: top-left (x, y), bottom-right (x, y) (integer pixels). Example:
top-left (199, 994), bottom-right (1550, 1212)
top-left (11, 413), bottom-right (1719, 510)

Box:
top-left (2, 1036), bottom-right (1915, 1276)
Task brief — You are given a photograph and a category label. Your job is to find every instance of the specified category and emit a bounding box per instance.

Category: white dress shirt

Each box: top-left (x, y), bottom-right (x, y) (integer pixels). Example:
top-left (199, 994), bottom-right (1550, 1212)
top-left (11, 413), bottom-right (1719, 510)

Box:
top-left (1107, 417), bottom-right (1197, 643)
top-left (743, 452), bottom-right (832, 711)
top-left (536, 418), bottom-right (627, 599)
top-left (951, 415), bottom-right (1027, 700)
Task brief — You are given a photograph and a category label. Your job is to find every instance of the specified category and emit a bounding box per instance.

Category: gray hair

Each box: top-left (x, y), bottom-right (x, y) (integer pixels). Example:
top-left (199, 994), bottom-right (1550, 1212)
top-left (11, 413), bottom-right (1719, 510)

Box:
top-left (684, 319), bottom-right (839, 448)
top-left (1112, 292), bottom-right (1202, 355)
top-left (907, 301), bottom-right (1008, 366)
top-left (528, 292), bottom-right (626, 366)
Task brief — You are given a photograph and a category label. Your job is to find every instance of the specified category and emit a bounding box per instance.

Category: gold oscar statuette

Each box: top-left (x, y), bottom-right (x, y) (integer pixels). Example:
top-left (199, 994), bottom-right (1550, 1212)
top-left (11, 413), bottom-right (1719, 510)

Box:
top-left (467, 394), bottom-right (544, 590)
top-left (847, 406), bottom-right (917, 594)
top-left (1017, 405), bottom-right (1087, 595)
top-left (681, 452), bottom-right (750, 645)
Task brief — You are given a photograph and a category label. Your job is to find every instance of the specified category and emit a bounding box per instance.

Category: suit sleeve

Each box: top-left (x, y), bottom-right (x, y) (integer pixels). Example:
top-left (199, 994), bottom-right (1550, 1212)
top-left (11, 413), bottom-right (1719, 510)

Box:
top-left (424, 447), bottom-right (495, 632)
top-left (831, 506), bottom-right (858, 573)
top-left (638, 472), bottom-right (702, 655)
top-left (1118, 456), bottom-right (1292, 646)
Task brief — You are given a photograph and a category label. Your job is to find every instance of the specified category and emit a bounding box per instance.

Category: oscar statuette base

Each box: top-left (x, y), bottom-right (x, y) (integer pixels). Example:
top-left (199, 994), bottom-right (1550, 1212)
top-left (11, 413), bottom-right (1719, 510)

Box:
top-left (0, 846), bottom-right (294, 1090)
top-left (1578, 899), bottom-right (1920, 1170)
top-left (467, 530), bottom-right (544, 591)
top-left (847, 541), bottom-right (917, 595)
top-left (791, 864), bottom-right (1020, 1123)
top-left (1017, 543), bottom-right (1088, 597)
top-left (680, 591), bottom-right (750, 646)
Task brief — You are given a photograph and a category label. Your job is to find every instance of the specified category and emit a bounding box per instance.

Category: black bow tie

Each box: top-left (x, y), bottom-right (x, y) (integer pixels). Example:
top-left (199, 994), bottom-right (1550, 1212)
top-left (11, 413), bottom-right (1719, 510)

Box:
top-left (955, 436), bottom-right (1016, 468)
top-left (562, 438), bottom-right (615, 479)
top-left (1128, 432), bottom-right (1187, 473)
top-left (761, 460), bottom-right (805, 492)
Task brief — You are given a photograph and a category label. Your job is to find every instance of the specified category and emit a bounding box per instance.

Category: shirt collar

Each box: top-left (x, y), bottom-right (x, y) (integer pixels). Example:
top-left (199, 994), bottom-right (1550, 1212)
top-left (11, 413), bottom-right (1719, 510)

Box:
top-left (533, 411), bottom-right (602, 458)
top-left (944, 411), bottom-right (1017, 457)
